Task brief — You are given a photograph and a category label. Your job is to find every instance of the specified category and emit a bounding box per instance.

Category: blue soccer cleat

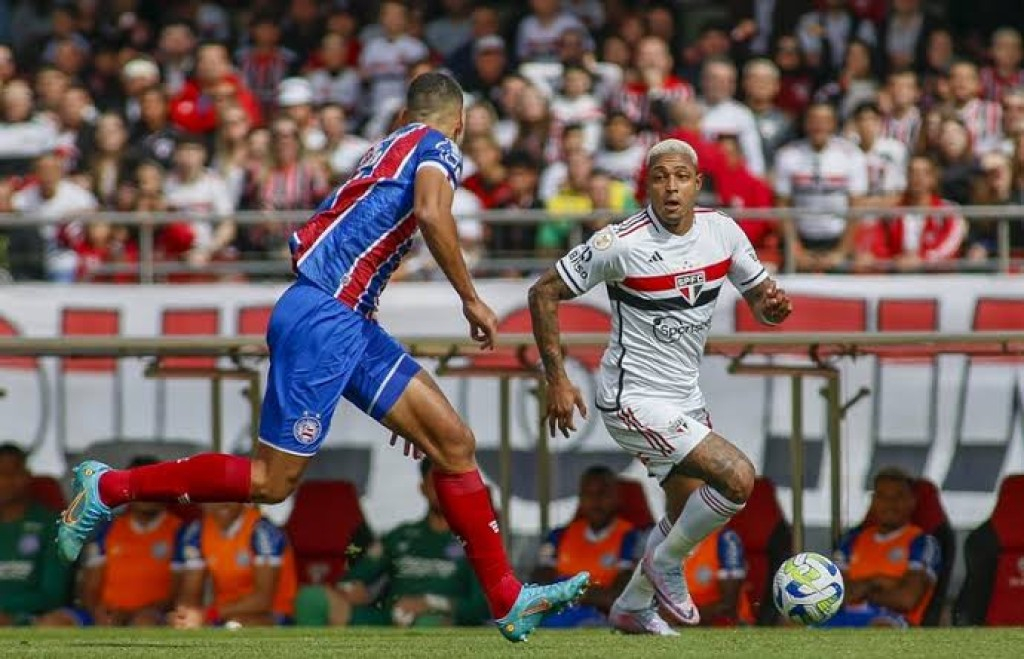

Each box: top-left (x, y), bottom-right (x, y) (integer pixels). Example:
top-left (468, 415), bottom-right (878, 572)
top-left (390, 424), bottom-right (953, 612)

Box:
top-left (495, 572), bottom-right (590, 643)
top-left (56, 460), bottom-right (113, 562)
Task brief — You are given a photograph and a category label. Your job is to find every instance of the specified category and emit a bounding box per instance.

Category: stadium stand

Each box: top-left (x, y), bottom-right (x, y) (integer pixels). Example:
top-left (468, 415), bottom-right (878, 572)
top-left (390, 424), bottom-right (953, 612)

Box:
top-left (0, 1), bottom-right (1021, 281)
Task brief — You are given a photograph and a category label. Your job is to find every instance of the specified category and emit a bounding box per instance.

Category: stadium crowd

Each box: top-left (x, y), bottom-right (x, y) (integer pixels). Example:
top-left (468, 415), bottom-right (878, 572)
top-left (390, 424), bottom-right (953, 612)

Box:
top-left (0, 1), bottom-right (1022, 281)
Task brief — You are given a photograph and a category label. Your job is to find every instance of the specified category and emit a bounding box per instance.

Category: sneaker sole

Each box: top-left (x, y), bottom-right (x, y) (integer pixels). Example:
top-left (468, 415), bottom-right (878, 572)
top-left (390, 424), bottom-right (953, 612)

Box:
top-left (502, 575), bottom-right (592, 643)
top-left (609, 608), bottom-right (681, 636)
top-left (641, 556), bottom-right (700, 626)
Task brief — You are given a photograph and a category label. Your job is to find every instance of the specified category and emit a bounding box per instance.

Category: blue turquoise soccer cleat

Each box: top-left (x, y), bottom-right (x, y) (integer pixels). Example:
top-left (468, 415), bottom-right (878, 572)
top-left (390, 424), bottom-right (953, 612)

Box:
top-left (495, 572), bottom-right (590, 643)
top-left (56, 460), bottom-right (113, 562)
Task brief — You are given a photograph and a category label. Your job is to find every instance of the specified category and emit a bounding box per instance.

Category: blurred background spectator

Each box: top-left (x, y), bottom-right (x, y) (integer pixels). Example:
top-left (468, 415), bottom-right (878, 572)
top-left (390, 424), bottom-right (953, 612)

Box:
top-left (0, 444), bottom-right (70, 626)
top-left (530, 466), bottom-right (639, 628)
top-left (294, 460), bottom-right (489, 628)
top-left (170, 502), bottom-right (297, 628)
top-left (37, 457), bottom-right (181, 627)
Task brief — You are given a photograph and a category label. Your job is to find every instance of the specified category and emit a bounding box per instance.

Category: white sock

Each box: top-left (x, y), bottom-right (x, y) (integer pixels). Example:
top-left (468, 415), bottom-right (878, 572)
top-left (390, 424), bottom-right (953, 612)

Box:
top-left (653, 485), bottom-right (744, 567)
top-left (615, 516), bottom-right (672, 611)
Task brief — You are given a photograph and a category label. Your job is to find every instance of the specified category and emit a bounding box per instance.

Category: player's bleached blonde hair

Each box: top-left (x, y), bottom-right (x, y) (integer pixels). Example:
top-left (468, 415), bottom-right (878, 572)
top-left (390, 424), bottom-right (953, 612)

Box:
top-left (646, 138), bottom-right (699, 169)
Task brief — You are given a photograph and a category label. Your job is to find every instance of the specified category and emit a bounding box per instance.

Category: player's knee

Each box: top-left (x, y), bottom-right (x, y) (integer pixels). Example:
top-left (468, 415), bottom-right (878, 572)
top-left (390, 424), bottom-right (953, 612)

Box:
top-left (432, 423), bottom-right (476, 472)
top-left (724, 454), bottom-right (756, 505)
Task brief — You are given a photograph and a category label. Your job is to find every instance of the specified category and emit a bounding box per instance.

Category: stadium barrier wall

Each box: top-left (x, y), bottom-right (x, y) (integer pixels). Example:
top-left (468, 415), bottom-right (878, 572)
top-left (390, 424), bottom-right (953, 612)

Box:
top-left (0, 275), bottom-right (1023, 534)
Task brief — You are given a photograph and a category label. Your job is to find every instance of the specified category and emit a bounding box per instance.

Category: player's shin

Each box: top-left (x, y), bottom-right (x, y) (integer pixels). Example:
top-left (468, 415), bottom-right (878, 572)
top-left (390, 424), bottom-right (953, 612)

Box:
top-left (98, 453), bottom-right (253, 507)
top-left (653, 484), bottom-right (744, 566)
top-left (616, 516), bottom-right (672, 610)
top-left (431, 468), bottom-right (522, 618)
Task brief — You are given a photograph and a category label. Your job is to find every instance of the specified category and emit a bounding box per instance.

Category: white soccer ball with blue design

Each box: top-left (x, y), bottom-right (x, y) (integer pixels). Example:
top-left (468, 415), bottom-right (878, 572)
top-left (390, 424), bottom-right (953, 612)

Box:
top-left (772, 552), bottom-right (844, 625)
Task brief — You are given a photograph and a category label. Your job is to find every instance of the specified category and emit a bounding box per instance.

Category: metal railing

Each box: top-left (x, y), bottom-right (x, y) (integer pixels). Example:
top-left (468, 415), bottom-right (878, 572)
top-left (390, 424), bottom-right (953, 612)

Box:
top-left (2, 331), bottom-right (1023, 547)
top-left (1, 205), bottom-right (1022, 282)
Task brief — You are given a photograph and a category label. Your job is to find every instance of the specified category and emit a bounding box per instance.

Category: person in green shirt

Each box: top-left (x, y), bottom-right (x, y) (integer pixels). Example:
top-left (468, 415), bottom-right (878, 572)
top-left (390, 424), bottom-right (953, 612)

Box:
top-left (295, 459), bottom-right (489, 627)
top-left (0, 444), bottom-right (71, 625)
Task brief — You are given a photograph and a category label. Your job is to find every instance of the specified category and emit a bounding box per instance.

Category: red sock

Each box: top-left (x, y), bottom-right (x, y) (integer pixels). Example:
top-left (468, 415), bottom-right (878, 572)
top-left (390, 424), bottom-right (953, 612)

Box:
top-left (432, 469), bottom-right (521, 618)
top-left (98, 453), bottom-right (252, 508)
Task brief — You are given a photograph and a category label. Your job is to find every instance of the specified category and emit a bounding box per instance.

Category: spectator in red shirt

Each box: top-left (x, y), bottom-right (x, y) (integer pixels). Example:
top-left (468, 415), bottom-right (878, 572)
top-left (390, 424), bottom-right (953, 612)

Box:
top-left (170, 42), bottom-right (261, 135)
top-left (876, 155), bottom-right (966, 270)
top-left (714, 135), bottom-right (778, 262)
top-left (462, 134), bottom-right (513, 209)
top-left (72, 218), bottom-right (139, 283)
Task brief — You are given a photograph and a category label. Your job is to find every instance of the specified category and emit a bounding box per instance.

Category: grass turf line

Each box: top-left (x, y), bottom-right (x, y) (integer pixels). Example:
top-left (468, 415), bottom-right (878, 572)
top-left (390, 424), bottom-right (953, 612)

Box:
top-left (2, 627), bottom-right (1023, 658)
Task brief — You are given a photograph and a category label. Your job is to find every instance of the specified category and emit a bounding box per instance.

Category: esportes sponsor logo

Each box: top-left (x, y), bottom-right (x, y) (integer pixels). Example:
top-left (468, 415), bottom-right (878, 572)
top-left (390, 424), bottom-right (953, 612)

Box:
top-left (652, 316), bottom-right (712, 343)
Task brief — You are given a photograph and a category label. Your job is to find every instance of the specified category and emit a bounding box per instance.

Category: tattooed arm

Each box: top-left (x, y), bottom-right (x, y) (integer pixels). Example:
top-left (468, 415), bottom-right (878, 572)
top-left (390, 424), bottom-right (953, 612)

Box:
top-left (742, 278), bottom-right (793, 326)
top-left (528, 268), bottom-right (588, 438)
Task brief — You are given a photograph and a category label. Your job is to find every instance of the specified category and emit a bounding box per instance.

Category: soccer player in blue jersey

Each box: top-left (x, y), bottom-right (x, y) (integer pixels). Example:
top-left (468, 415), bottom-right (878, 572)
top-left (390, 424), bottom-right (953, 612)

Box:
top-left (57, 72), bottom-right (589, 643)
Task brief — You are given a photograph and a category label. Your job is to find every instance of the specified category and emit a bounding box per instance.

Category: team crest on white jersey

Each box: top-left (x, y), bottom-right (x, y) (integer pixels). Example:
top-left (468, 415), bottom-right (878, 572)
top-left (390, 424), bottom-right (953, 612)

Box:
top-left (676, 272), bottom-right (705, 305)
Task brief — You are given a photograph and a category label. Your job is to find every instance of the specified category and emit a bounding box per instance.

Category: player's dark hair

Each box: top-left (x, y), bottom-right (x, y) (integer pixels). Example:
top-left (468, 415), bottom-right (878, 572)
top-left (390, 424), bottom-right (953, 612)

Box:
top-left (581, 465), bottom-right (616, 485)
top-left (0, 443), bottom-right (27, 467)
top-left (406, 71), bottom-right (464, 122)
top-left (873, 466), bottom-right (915, 492)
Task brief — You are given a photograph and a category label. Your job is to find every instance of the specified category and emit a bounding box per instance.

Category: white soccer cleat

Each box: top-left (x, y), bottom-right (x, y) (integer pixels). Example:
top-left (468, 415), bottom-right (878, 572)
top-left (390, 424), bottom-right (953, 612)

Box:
top-left (609, 602), bottom-right (679, 636)
top-left (641, 554), bottom-right (700, 625)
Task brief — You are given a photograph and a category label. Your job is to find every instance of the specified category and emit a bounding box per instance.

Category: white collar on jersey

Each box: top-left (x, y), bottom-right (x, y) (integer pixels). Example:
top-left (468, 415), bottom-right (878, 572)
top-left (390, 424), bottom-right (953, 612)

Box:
top-left (646, 204), bottom-right (699, 237)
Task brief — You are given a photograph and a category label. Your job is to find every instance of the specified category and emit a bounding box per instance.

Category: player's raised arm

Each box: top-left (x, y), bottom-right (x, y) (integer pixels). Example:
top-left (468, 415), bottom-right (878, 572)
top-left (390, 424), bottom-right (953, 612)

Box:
top-left (414, 157), bottom-right (497, 350)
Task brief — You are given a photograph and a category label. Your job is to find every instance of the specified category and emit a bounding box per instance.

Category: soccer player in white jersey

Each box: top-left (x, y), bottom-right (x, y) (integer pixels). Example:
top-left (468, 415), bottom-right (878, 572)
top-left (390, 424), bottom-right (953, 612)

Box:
top-left (528, 138), bottom-right (792, 634)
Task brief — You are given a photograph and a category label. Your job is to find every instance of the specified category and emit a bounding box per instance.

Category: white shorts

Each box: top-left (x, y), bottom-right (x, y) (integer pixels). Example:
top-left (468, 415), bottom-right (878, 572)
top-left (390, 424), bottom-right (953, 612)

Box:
top-left (600, 399), bottom-right (713, 482)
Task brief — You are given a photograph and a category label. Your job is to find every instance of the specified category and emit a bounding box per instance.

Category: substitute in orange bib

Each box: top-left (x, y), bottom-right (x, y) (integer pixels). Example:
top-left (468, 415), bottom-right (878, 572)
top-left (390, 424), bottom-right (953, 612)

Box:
top-left (531, 466), bottom-right (640, 628)
top-left (168, 503), bottom-right (297, 628)
top-left (38, 457), bottom-right (182, 627)
top-left (825, 467), bottom-right (941, 628)
top-left (684, 527), bottom-right (754, 626)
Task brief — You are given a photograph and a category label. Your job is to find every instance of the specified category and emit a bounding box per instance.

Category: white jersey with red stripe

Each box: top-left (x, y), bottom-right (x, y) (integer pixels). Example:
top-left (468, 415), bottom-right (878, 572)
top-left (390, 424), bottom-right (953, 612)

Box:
top-left (555, 206), bottom-right (768, 413)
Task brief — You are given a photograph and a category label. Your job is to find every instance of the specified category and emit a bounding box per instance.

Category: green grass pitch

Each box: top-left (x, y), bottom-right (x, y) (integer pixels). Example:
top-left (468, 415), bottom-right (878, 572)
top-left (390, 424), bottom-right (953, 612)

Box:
top-left (3, 628), bottom-right (1023, 658)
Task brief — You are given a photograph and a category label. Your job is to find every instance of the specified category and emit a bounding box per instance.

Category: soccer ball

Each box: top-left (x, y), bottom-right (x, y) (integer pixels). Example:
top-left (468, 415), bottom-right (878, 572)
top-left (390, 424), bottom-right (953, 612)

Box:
top-left (772, 552), bottom-right (844, 625)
